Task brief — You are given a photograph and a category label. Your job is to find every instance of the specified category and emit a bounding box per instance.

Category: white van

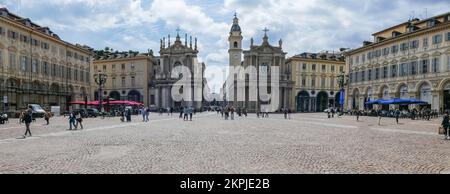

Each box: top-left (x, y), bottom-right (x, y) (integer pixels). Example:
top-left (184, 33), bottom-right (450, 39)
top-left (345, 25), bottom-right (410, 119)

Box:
top-left (28, 104), bottom-right (46, 118)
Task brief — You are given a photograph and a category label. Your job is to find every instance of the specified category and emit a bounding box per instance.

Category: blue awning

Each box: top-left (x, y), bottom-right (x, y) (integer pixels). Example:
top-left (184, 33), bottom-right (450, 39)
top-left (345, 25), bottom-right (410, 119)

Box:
top-left (365, 99), bottom-right (384, 105)
top-left (366, 98), bottom-right (428, 105)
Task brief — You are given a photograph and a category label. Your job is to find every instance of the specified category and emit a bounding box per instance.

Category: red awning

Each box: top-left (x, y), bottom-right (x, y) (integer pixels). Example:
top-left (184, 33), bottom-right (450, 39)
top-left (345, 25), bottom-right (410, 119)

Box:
top-left (69, 101), bottom-right (87, 105)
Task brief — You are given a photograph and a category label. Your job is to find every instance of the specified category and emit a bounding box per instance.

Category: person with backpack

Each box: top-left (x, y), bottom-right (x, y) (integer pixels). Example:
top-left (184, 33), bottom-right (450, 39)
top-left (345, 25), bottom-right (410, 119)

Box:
top-left (23, 106), bottom-right (33, 138)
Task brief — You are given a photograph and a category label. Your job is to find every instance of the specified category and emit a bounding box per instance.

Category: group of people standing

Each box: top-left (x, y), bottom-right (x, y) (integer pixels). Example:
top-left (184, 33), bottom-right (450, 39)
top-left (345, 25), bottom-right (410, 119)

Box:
top-left (68, 111), bottom-right (84, 130)
top-left (139, 107), bottom-right (151, 122)
top-left (180, 107), bottom-right (194, 121)
top-left (283, 108), bottom-right (292, 120)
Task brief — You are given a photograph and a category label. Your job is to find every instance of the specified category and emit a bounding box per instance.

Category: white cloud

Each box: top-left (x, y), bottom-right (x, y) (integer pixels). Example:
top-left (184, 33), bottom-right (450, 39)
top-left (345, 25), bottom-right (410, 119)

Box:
top-left (2, 0), bottom-right (449, 93)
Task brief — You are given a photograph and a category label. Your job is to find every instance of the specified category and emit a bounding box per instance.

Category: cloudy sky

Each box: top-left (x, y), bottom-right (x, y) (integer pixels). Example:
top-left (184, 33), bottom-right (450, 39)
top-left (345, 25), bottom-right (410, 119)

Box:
top-left (1, 0), bottom-right (449, 92)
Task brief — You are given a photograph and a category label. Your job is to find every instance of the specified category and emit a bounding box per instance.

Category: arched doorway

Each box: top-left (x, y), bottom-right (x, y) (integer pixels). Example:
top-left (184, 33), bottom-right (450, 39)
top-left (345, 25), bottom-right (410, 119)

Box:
top-left (316, 91), bottom-right (329, 112)
top-left (109, 91), bottom-right (121, 101)
top-left (352, 88), bottom-right (360, 110)
top-left (443, 83), bottom-right (450, 113)
top-left (398, 84), bottom-right (409, 110)
top-left (128, 90), bottom-right (142, 102)
top-left (296, 91), bottom-right (310, 112)
top-left (418, 82), bottom-right (432, 109)
top-left (380, 85), bottom-right (390, 110)
top-left (366, 87), bottom-right (374, 110)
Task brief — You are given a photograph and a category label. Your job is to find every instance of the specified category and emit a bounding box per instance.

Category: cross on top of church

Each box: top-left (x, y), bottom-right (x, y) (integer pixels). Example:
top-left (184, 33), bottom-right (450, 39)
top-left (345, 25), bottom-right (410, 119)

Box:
top-left (176, 27), bottom-right (181, 36)
top-left (234, 12), bottom-right (237, 18)
top-left (263, 27), bottom-right (269, 36)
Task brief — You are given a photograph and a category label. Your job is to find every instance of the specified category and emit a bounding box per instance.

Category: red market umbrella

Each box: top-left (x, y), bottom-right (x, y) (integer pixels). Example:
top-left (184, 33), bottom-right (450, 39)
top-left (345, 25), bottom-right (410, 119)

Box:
top-left (87, 101), bottom-right (105, 105)
top-left (109, 100), bottom-right (129, 105)
top-left (125, 101), bottom-right (143, 106)
top-left (69, 101), bottom-right (87, 105)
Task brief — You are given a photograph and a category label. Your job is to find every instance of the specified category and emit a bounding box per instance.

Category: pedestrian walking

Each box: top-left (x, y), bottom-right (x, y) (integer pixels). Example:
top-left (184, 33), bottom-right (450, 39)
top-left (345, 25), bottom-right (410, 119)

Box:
top-left (356, 110), bottom-right (360, 121)
top-left (127, 109), bottom-right (132, 122)
top-left (76, 112), bottom-right (84, 130)
top-left (284, 108), bottom-right (288, 119)
top-left (189, 107), bottom-right (193, 121)
top-left (68, 112), bottom-right (77, 130)
top-left (395, 109), bottom-right (400, 124)
top-left (140, 107), bottom-right (146, 122)
top-left (377, 109), bottom-right (383, 126)
top-left (288, 108), bottom-right (292, 120)
top-left (442, 112), bottom-right (450, 140)
top-left (120, 110), bottom-right (125, 122)
top-left (183, 107), bottom-right (189, 121)
top-left (145, 107), bottom-right (150, 122)
top-left (23, 106), bottom-right (33, 137)
top-left (230, 107), bottom-right (235, 120)
top-left (44, 111), bottom-right (50, 125)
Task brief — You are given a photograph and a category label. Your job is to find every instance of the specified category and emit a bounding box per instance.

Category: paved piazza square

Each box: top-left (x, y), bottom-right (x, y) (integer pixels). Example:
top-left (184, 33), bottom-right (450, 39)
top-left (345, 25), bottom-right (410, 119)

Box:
top-left (0, 113), bottom-right (449, 174)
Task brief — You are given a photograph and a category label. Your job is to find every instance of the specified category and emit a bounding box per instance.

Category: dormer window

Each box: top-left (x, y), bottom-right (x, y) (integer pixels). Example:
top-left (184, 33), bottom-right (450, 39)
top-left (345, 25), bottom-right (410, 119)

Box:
top-left (0, 10), bottom-right (8, 17)
top-left (427, 19), bottom-right (436, 27)
top-left (376, 37), bottom-right (386, 43)
top-left (392, 31), bottom-right (402, 38)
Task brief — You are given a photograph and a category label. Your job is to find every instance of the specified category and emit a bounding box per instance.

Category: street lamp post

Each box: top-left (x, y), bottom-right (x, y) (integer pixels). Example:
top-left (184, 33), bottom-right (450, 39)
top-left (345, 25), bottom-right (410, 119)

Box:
top-left (337, 71), bottom-right (349, 114)
top-left (94, 71), bottom-right (108, 113)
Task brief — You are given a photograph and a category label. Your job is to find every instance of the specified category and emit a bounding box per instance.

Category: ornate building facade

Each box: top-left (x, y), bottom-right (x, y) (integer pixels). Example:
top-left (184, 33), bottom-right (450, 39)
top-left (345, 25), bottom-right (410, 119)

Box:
top-left (92, 51), bottom-right (156, 107)
top-left (346, 12), bottom-right (450, 112)
top-left (226, 14), bottom-right (294, 112)
top-left (286, 52), bottom-right (346, 112)
top-left (151, 31), bottom-right (206, 110)
top-left (0, 8), bottom-right (93, 113)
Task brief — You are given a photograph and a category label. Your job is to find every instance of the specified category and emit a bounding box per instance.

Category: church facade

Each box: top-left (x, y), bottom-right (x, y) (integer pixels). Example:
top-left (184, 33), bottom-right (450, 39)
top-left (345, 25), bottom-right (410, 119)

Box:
top-left (226, 14), bottom-right (294, 112)
top-left (150, 31), bottom-right (206, 111)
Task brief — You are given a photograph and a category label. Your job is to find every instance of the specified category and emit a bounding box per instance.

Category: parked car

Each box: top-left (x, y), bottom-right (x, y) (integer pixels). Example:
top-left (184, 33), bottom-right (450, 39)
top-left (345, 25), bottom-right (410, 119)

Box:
top-left (73, 109), bottom-right (89, 118)
top-left (0, 113), bottom-right (8, 124)
top-left (28, 104), bottom-right (46, 118)
top-left (86, 108), bottom-right (100, 118)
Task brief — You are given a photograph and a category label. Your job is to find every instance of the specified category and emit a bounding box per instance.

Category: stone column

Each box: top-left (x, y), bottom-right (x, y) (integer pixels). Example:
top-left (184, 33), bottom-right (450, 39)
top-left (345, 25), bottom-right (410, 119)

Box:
top-left (155, 87), bottom-right (160, 108)
top-left (432, 90), bottom-right (440, 111)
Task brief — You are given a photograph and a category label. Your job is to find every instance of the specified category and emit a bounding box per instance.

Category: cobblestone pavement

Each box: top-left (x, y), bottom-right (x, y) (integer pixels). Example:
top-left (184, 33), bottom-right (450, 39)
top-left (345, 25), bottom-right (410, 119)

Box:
top-left (0, 112), bottom-right (449, 174)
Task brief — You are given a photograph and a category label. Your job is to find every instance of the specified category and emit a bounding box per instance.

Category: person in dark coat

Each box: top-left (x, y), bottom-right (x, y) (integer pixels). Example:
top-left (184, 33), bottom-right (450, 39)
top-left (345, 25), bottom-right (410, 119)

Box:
top-left (442, 113), bottom-right (450, 140)
top-left (23, 106), bottom-right (33, 137)
top-left (395, 109), bottom-right (401, 124)
top-left (68, 112), bottom-right (77, 130)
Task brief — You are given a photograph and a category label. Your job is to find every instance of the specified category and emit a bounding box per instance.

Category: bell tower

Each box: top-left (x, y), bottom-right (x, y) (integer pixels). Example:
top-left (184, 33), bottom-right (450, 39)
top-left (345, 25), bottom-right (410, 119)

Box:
top-left (228, 13), bottom-right (243, 70)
